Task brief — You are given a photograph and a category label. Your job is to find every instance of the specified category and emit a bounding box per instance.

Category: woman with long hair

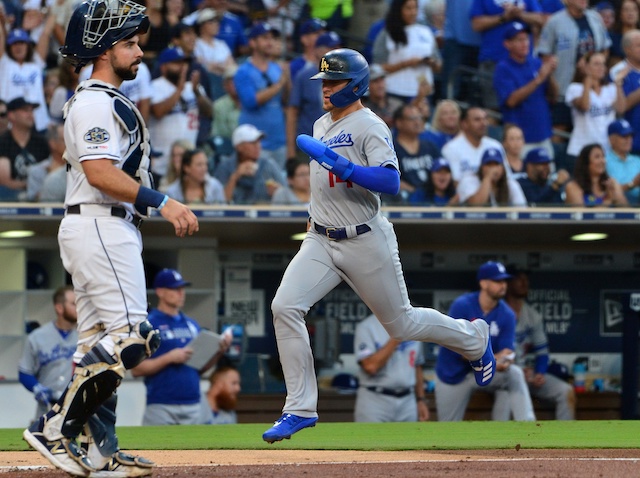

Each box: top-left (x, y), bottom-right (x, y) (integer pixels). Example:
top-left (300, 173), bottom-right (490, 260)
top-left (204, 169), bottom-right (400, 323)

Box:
top-left (165, 149), bottom-right (226, 204)
top-left (159, 139), bottom-right (195, 193)
top-left (609, 0), bottom-right (640, 66)
top-left (49, 61), bottom-right (79, 122)
top-left (424, 99), bottom-right (460, 149)
top-left (502, 124), bottom-right (526, 179)
top-left (422, 158), bottom-right (458, 206)
top-left (564, 143), bottom-right (628, 207)
top-left (372, 0), bottom-right (441, 103)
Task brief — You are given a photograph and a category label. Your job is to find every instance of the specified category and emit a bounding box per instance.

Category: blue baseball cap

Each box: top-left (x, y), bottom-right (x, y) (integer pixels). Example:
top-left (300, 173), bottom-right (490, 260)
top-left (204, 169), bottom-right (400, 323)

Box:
top-left (608, 119), bottom-right (634, 137)
top-left (503, 22), bottom-right (530, 40)
top-left (157, 47), bottom-right (187, 65)
top-left (300, 18), bottom-right (326, 35)
top-left (477, 261), bottom-right (512, 281)
top-left (524, 148), bottom-right (552, 164)
top-left (431, 158), bottom-right (451, 172)
top-left (153, 268), bottom-right (191, 289)
top-left (7, 29), bottom-right (33, 45)
top-left (481, 147), bottom-right (504, 165)
top-left (315, 31), bottom-right (341, 48)
top-left (595, 1), bottom-right (614, 12)
top-left (248, 22), bottom-right (280, 40)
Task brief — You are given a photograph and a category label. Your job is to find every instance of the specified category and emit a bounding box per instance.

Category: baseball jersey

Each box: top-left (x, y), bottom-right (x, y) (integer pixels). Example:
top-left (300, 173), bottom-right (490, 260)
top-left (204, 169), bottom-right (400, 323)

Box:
top-left (310, 107), bottom-right (398, 226)
top-left (514, 302), bottom-right (550, 374)
top-left (148, 77), bottom-right (199, 177)
top-left (565, 82), bottom-right (616, 156)
top-left (354, 315), bottom-right (424, 389)
top-left (63, 80), bottom-right (139, 215)
top-left (441, 133), bottom-right (506, 182)
top-left (18, 321), bottom-right (77, 396)
top-left (145, 309), bottom-right (202, 405)
top-left (436, 291), bottom-right (516, 385)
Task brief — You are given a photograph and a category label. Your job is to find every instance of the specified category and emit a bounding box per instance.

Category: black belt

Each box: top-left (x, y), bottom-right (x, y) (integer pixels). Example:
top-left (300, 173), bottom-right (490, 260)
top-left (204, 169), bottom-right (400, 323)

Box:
top-left (66, 204), bottom-right (143, 228)
top-left (313, 221), bottom-right (371, 241)
top-left (365, 386), bottom-right (412, 398)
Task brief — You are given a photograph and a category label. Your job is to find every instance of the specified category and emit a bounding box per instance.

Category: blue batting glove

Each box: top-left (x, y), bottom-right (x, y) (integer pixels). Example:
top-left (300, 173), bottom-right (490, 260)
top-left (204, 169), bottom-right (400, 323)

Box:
top-left (296, 134), bottom-right (355, 180)
top-left (33, 383), bottom-right (53, 406)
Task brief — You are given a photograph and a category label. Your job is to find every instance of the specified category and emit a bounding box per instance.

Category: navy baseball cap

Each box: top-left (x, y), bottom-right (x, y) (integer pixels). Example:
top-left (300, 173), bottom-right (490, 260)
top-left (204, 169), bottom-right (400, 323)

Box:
top-left (595, 1), bottom-right (614, 12)
top-left (503, 22), bottom-right (530, 40)
top-left (248, 22), bottom-right (280, 40)
top-left (431, 158), bottom-right (451, 172)
top-left (7, 29), bottom-right (33, 45)
top-left (477, 261), bottom-right (512, 281)
top-left (315, 31), bottom-right (341, 48)
top-left (481, 147), bottom-right (504, 165)
top-left (524, 148), bottom-right (552, 164)
top-left (7, 97), bottom-right (39, 111)
top-left (157, 47), bottom-right (187, 65)
top-left (608, 119), bottom-right (634, 136)
top-left (300, 18), bottom-right (326, 35)
top-left (153, 268), bottom-right (191, 289)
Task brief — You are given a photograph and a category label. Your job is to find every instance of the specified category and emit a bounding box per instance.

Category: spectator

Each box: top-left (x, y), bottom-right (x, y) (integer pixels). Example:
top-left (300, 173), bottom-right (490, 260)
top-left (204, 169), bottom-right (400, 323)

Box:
top-left (425, 99), bottom-right (461, 150)
top-left (271, 158), bottom-right (311, 205)
top-left (441, 105), bottom-right (506, 183)
top-left (361, 64), bottom-right (404, 129)
top-left (286, 31), bottom-right (341, 161)
top-left (565, 143), bottom-right (628, 206)
top-left (596, 1), bottom-right (616, 32)
top-left (422, 157), bottom-right (459, 205)
top-left (165, 148), bottom-right (226, 204)
top-left (27, 123), bottom-right (66, 202)
top-left (457, 147), bottom-right (528, 206)
top-left (203, 365), bottom-right (241, 424)
top-left (373, 0), bottom-right (441, 103)
top-left (613, 30), bottom-right (640, 153)
top-left (214, 124), bottom-right (286, 204)
top-left (140, 0), bottom-right (186, 62)
top-left (605, 119), bottom-right (640, 204)
top-left (193, 8), bottom-right (235, 78)
top-left (234, 22), bottom-right (289, 169)
top-left (565, 51), bottom-right (626, 170)
top-left (132, 269), bottom-right (231, 425)
top-left (439, 0), bottom-right (481, 102)
top-left (393, 104), bottom-right (441, 204)
top-left (306, 0), bottom-right (352, 32)
top-left (0, 97), bottom-right (49, 200)
top-left (288, 18), bottom-right (326, 81)
top-left (497, 264), bottom-right (576, 420)
top-left (0, 100), bottom-right (8, 136)
top-left (434, 261), bottom-right (536, 422)
top-left (0, 18), bottom-right (55, 132)
top-left (517, 147), bottom-right (569, 205)
top-left (189, 0), bottom-right (249, 57)
top-left (18, 286), bottom-right (77, 420)
top-left (539, 0), bottom-right (565, 15)
top-left (159, 139), bottom-right (195, 194)
top-left (502, 124), bottom-right (526, 179)
top-left (149, 47), bottom-right (212, 182)
top-left (48, 61), bottom-right (79, 123)
top-left (609, 0), bottom-right (638, 66)
top-left (494, 22), bottom-right (558, 159)
top-left (470, 0), bottom-right (543, 110)
top-left (353, 313), bottom-right (429, 423)
top-left (211, 64), bottom-right (240, 151)
top-left (538, 0), bottom-right (612, 135)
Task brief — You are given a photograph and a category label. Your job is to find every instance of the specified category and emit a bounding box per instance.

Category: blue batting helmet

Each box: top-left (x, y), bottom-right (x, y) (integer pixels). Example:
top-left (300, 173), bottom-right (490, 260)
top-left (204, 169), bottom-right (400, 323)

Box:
top-left (311, 48), bottom-right (369, 108)
top-left (60, 0), bottom-right (149, 70)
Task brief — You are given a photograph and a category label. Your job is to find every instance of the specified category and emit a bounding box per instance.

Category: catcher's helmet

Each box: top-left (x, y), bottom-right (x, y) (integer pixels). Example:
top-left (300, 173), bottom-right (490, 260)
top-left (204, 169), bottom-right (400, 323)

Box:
top-left (311, 48), bottom-right (369, 108)
top-left (60, 0), bottom-right (149, 70)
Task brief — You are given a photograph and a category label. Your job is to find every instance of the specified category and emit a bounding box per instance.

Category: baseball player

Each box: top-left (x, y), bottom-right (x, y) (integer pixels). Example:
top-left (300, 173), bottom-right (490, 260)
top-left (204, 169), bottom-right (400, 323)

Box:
top-left (262, 48), bottom-right (496, 443)
top-left (494, 264), bottom-right (575, 420)
top-left (434, 261), bottom-right (536, 422)
top-left (18, 286), bottom-right (78, 421)
top-left (354, 313), bottom-right (429, 422)
top-left (22, 1), bottom-right (199, 477)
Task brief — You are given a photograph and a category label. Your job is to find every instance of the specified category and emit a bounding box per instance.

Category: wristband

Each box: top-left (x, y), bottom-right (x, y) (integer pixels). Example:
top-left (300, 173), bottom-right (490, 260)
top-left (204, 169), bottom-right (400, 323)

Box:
top-left (135, 186), bottom-right (165, 210)
top-left (157, 195), bottom-right (169, 211)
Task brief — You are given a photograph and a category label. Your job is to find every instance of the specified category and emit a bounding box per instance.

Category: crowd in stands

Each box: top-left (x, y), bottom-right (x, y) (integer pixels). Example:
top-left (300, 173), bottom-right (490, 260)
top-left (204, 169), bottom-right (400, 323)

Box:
top-left (1, 0), bottom-right (640, 207)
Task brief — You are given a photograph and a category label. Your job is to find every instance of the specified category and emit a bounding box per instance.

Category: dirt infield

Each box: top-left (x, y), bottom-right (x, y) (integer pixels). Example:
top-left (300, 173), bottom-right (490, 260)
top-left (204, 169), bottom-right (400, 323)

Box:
top-left (2, 449), bottom-right (640, 477)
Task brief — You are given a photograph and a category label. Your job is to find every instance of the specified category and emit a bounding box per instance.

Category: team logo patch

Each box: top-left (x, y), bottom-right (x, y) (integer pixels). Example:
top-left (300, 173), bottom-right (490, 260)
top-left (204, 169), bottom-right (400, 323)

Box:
top-left (84, 127), bottom-right (110, 144)
top-left (320, 57), bottom-right (329, 72)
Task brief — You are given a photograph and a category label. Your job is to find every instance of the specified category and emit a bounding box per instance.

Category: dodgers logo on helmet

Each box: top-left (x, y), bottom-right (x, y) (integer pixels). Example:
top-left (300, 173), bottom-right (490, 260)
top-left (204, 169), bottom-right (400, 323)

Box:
top-left (84, 127), bottom-right (110, 144)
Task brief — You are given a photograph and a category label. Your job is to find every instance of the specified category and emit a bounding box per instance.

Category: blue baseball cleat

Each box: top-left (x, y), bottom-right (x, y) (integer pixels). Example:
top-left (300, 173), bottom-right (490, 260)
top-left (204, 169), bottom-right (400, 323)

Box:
top-left (470, 338), bottom-right (496, 386)
top-left (262, 413), bottom-right (318, 443)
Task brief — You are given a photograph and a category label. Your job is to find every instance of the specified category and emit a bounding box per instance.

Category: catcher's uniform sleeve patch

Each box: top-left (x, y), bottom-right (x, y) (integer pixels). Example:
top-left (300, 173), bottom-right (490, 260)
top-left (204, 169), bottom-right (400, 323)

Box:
top-left (84, 127), bottom-right (111, 144)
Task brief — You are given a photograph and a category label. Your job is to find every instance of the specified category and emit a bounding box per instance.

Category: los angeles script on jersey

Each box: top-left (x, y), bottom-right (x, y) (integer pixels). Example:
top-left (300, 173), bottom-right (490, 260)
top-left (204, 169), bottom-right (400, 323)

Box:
top-left (320, 130), bottom-right (354, 149)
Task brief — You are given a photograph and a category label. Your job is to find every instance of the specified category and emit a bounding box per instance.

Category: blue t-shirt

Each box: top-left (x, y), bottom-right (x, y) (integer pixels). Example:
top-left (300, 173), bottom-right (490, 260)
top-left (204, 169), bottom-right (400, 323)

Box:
top-left (419, 129), bottom-right (454, 150)
top-left (394, 138), bottom-right (440, 203)
top-left (145, 309), bottom-right (202, 405)
top-left (605, 149), bottom-right (640, 204)
top-left (217, 12), bottom-right (248, 55)
top-left (470, 0), bottom-right (541, 62)
top-left (574, 15), bottom-right (595, 62)
top-left (289, 62), bottom-right (325, 138)
top-left (235, 60), bottom-right (286, 151)
top-left (494, 56), bottom-right (552, 142)
top-left (435, 291), bottom-right (516, 385)
top-left (622, 69), bottom-right (640, 153)
top-left (445, 0), bottom-right (481, 46)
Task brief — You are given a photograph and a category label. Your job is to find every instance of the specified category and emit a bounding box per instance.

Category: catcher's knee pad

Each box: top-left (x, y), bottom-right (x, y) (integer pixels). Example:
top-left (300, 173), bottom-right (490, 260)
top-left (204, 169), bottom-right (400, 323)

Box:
top-left (116, 319), bottom-right (160, 370)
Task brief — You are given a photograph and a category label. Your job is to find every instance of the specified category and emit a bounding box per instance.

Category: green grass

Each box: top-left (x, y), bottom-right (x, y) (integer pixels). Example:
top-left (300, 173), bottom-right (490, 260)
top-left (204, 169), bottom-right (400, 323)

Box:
top-left (3, 421), bottom-right (640, 452)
